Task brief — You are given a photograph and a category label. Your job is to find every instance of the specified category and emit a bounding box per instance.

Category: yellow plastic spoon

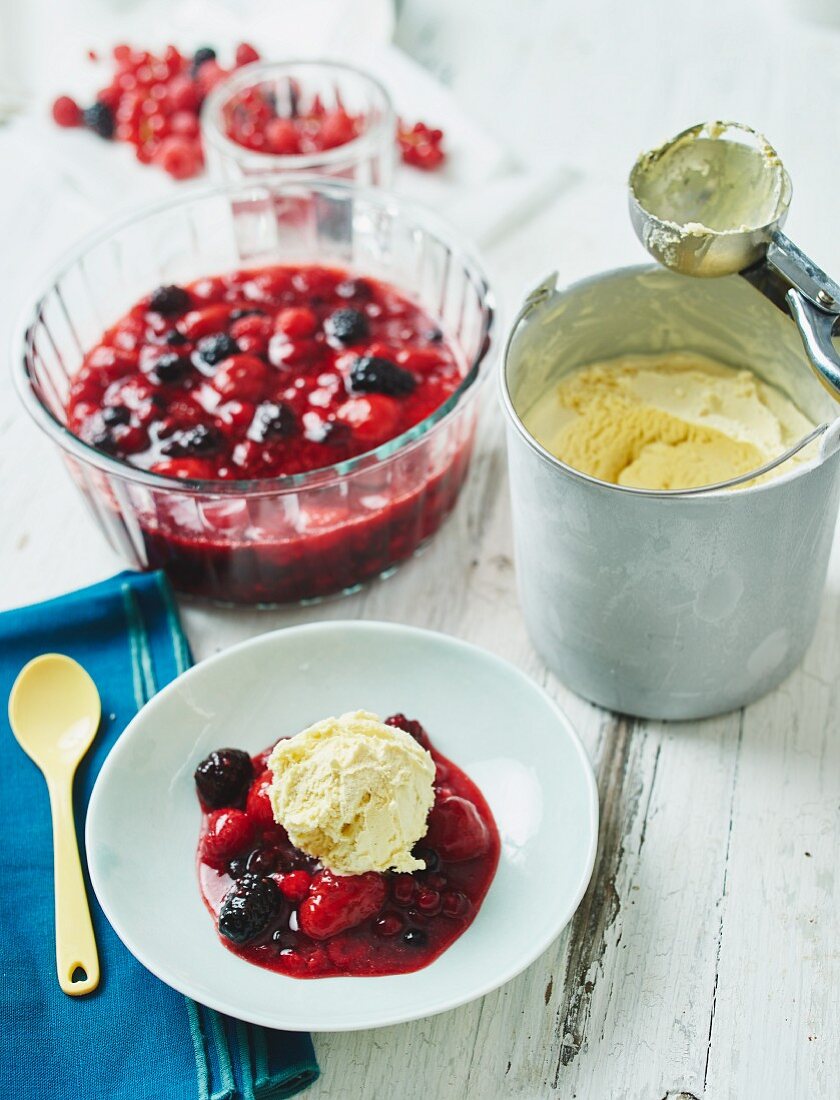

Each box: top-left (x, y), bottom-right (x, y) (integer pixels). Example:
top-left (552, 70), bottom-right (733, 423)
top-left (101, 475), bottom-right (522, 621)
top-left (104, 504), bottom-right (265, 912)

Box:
top-left (8, 653), bottom-right (101, 996)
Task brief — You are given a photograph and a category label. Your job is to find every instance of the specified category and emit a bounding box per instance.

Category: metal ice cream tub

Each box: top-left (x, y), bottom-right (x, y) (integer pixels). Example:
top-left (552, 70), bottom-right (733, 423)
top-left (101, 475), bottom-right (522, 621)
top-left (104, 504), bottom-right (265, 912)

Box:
top-left (501, 266), bottom-right (840, 720)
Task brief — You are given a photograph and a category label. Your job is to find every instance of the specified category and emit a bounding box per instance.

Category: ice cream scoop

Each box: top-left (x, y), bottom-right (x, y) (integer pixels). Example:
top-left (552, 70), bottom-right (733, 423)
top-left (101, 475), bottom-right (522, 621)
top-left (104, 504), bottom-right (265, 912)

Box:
top-left (268, 711), bottom-right (435, 876)
top-left (628, 120), bottom-right (840, 401)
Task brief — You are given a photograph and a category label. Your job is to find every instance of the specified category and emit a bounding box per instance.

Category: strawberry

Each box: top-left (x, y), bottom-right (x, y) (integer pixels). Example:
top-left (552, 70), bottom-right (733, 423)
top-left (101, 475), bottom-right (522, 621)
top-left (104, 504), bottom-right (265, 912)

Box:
top-left (298, 871), bottom-right (386, 940)
top-left (200, 808), bottom-right (255, 869)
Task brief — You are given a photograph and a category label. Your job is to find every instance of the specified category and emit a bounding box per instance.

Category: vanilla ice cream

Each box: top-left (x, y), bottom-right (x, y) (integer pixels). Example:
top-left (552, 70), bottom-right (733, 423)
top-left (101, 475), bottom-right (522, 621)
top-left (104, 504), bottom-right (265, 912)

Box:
top-left (268, 710), bottom-right (435, 876)
top-left (523, 352), bottom-right (814, 491)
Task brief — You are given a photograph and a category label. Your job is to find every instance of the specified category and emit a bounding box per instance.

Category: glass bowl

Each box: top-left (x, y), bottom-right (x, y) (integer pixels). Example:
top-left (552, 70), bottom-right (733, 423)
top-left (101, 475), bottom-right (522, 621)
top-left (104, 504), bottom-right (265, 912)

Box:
top-left (201, 60), bottom-right (395, 186)
top-left (16, 177), bottom-right (496, 605)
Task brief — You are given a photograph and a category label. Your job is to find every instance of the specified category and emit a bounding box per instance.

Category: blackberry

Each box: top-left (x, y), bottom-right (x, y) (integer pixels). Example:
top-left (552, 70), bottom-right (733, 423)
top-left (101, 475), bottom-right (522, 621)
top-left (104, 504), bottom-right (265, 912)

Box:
top-left (83, 101), bottom-right (115, 139)
top-left (402, 928), bottom-right (428, 947)
top-left (218, 874), bottom-right (281, 945)
top-left (251, 402), bottom-right (297, 442)
top-left (149, 352), bottom-right (192, 385)
top-left (162, 423), bottom-right (223, 458)
top-left (164, 329), bottom-right (188, 346)
top-left (90, 430), bottom-right (117, 455)
top-left (197, 332), bottom-right (239, 367)
top-left (324, 308), bottom-right (369, 345)
top-left (190, 46), bottom-right (217, 77)
top-left (149, 284), bottom-right (191, 315)
top-left (101, 405), bottom-right (131, 427)
top-left (194, 747), bottom-right (253, 808)
top-left (348, 356), bottom-right (416, 397)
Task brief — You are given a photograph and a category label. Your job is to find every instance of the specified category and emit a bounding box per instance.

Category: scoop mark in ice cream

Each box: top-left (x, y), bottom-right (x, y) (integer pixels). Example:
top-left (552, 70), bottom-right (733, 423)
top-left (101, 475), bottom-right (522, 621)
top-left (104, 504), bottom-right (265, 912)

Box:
top-left (523, 352), bottom-right (815, 491)
top-left (268, 710), bottom-right (436, 876)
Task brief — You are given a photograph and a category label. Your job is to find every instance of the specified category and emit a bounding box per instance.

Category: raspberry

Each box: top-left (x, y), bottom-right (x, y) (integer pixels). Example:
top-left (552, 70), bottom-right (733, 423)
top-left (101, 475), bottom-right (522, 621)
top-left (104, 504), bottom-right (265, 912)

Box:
top-left (212, 355), bottom-right (270, 401)
top-left (181, 306), bottom-right (233, 340)
top-left (194, 748), bottom-right (253, 809)
top-left (274, 307), bottom-right (318, 338)
top-left (264, 118), bottom-right (301, 154)
top-left (348, 356), bottom-right (416, 397)
top-left (245, 769), bottom-right (276, 830)
top-left (235, 42), bottom-right (261, 67)
top-left (319, 110), bottom-right (358, 150)
top-left (151, 457), bottom-right (217, 480)
top-left (334, 395), bottom-right (400, 446)
top-left (218, 874), bottom-right (281, 944)
top-left (298, 871), bottom-right (386, 940)
top-left (424, 796), bottom-right (490, 862)
top-left (201, 808), bottom-right (255, 868)
top-left (397, 120), bottom-right (446, 171)
top-left (271, 870), bottom-right (311, 903)
top-left (52, 95), bottom-right (82, 127)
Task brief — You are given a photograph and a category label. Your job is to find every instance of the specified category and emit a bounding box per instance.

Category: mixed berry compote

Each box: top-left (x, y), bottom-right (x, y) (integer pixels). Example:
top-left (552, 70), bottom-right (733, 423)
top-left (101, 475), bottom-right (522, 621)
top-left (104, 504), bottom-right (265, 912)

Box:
top-left (220, 80), bottom-right (364, 157)
top-left (194, 715), bottom-right (500, 979)
top-left (64, 263), bottom-right (475, 603)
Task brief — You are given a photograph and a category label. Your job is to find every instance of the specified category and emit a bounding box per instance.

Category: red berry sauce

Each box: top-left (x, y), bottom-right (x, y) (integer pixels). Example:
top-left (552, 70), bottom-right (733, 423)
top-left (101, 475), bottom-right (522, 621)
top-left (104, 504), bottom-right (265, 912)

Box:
top-left (67, 264), bottom-right (462, 478)
top-left (63, 264), bottom-right (474, 603)
top-left (196, 715), bottom-right (500, 979)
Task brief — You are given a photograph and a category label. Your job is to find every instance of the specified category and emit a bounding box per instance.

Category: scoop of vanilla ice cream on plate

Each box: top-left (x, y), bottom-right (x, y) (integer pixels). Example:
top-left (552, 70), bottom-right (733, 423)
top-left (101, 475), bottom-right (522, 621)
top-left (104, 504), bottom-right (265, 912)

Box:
top-left (268, 710), bottom-right (435, 876)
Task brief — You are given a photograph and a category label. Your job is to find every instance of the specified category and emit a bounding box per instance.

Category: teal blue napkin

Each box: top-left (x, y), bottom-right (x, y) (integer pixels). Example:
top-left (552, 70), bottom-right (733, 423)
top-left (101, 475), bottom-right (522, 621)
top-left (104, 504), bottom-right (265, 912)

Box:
top-left (0, 571), bottom-right (319, 1100)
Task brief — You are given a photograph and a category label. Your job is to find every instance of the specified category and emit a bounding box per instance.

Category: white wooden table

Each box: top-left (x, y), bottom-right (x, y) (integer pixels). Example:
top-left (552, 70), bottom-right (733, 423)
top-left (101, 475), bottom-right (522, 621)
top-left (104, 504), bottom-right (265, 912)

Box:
top-left (3, 2), bottom-right (840, 1096)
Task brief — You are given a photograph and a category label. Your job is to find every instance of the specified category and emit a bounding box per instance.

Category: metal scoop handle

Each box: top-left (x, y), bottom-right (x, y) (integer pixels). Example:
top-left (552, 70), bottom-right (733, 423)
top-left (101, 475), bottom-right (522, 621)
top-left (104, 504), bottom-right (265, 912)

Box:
top-left (744, 232), bottom-right (840, 399)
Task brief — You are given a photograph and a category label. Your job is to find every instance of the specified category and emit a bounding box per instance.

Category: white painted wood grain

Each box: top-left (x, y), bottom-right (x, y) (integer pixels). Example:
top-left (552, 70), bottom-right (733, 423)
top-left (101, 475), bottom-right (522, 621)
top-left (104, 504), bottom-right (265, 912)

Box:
top-left (2, 1), bottom-right (840, 1097)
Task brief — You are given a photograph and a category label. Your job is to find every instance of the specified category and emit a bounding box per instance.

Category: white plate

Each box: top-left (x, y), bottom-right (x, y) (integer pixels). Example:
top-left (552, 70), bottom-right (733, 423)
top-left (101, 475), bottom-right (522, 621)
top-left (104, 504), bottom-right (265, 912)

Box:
top-left (86, 622), bottom-right (598, 1032)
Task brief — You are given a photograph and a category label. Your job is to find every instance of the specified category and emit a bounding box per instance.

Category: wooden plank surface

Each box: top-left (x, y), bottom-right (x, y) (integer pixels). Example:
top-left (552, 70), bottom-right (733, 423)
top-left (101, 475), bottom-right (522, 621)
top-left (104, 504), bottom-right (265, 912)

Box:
top-left (3, 1), bottom-right (840, 1096)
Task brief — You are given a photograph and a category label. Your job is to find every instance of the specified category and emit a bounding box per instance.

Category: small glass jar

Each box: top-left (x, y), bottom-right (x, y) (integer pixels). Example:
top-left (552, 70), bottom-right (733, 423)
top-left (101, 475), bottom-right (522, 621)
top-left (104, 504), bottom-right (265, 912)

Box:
top-left (201, 60), bottom-right (395, 187)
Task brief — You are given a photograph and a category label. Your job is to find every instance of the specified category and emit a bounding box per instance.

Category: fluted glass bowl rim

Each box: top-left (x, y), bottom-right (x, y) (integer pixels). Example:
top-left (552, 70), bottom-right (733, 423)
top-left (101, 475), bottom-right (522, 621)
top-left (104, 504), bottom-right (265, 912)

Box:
top-left (15, 175), bottom-right (496, 498)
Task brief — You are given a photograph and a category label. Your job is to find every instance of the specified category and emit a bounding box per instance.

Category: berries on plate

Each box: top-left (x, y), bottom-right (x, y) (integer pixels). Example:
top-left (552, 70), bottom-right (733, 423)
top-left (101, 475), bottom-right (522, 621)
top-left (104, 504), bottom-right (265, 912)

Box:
top-left (218, 874), bottom-right (281, 944)
top-left (196, 715), bottom-right (500, 979)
